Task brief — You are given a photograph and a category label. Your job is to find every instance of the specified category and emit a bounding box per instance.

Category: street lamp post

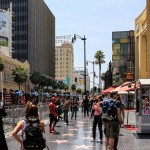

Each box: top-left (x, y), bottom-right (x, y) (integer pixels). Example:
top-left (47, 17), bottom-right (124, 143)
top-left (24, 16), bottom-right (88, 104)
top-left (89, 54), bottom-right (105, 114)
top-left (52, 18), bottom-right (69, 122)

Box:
top-left (87, 61), bottom-right (95, 91)
top-left (72, 34), bottom-right (87, 94)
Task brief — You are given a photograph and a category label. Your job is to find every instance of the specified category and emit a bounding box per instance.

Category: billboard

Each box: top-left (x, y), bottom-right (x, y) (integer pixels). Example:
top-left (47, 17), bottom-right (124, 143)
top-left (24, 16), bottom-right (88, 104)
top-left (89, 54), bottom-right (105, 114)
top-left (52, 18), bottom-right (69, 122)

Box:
top-left (0, 11), bottom-right (9, 47)
top-left (55, 35), bottom-right (72, 45)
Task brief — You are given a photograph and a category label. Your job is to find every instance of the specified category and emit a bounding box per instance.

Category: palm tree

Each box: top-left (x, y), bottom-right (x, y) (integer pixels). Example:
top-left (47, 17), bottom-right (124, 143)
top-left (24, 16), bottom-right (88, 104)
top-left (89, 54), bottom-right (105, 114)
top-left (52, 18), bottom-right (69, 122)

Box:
top-left (12, 65), bottom-right (28, 90)
top-left (94, 50), bottom-right (105, 90)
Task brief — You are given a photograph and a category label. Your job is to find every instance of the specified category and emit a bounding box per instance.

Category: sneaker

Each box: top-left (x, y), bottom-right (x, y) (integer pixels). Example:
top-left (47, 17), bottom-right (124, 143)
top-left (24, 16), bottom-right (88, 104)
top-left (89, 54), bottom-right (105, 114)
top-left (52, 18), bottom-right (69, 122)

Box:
top-left (91, 139), bottom-right (96, 142)
top-left (97, 139), bottom-right (103, 144)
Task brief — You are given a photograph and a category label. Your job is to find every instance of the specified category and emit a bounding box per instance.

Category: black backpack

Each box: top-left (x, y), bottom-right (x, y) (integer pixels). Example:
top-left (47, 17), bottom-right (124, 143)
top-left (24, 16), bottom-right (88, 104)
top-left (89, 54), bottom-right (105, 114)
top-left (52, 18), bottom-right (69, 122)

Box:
top-left (101, 100), bottom-right (117, 121)
top-left (23, 118), bottom-right (46, 150)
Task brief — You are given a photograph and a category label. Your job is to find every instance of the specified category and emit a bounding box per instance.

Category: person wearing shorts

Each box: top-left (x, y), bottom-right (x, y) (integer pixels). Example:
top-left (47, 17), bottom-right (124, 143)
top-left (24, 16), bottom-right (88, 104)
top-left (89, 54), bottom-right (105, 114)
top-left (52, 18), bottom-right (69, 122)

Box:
top-left (102, 92), bottom-right (121, 150)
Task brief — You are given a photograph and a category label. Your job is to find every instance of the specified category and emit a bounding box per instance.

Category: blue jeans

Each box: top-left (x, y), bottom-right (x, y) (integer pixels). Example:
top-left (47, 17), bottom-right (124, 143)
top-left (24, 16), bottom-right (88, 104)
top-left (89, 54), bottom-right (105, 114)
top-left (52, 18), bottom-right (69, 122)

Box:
top-left (71, 107), bottom-right (77, 119)
top-left (64, 110), bottom-right (69, 124)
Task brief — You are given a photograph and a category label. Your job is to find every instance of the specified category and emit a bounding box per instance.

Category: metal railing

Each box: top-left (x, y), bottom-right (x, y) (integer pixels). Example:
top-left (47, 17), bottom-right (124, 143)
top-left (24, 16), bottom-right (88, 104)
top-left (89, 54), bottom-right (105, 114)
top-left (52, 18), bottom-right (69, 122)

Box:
top-left (3, 104), bottom-right (49, 133)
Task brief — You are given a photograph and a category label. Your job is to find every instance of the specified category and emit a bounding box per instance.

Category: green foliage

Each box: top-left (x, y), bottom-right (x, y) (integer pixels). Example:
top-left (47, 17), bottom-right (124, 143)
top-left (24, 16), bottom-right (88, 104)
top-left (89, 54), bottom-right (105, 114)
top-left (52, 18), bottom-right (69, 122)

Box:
top-left (30, 71), bottom-right (41, 86)
top-left (101, 73), bottom-right (105, 81)
top-left (39, 75), bottom-right (47, 87)
top-left (52, 80), bottom-right (58, 90)
top-left (58, 81), bottom-right (65, 91)
top-left (64, 84), bottom-right (69, 91)
top-left (94, 50), bottom-right (105, 65)
top-left (12, 65), bottom-right (28, 89)
top-left (71, 84), bottom-right (76, 92)
top-left (76, 88), bottom-right (82, 94)
top-left (0, 57), bottom-right (4, 72)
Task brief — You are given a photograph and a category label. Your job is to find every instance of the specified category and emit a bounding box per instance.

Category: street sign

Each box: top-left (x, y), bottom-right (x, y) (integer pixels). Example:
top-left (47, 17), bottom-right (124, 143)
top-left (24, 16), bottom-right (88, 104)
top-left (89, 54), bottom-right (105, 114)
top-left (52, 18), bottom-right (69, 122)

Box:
top-left (66, 76), bottom-right (70, 86)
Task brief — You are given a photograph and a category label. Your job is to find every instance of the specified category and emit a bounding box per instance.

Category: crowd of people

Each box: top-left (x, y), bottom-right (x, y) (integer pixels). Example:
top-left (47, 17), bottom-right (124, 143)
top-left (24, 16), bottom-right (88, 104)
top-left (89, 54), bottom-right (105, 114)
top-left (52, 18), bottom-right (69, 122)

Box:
top-left (0, 91), bottom-right (126, 150)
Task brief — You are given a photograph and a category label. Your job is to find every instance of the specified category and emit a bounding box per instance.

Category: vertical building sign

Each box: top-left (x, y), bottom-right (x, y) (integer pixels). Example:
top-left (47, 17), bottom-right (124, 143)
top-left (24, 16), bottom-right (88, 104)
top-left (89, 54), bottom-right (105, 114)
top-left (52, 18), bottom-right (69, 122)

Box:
top-left (0, 11), bottom-right (9, 47)
top-left (0, 10), bottom-right (10, 56)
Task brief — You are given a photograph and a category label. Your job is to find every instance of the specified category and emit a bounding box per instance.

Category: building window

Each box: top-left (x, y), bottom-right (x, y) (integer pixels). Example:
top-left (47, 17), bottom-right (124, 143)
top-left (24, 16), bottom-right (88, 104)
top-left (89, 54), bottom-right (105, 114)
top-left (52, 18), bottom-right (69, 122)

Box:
top-left (75, 77), bottom-right (77, 82)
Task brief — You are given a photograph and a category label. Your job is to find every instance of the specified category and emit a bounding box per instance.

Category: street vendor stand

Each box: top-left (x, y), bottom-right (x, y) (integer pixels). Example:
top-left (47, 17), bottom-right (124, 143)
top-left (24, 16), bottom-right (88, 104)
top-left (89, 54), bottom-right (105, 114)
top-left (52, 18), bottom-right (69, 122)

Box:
top-left (136, 79), bottom-right (150, 133)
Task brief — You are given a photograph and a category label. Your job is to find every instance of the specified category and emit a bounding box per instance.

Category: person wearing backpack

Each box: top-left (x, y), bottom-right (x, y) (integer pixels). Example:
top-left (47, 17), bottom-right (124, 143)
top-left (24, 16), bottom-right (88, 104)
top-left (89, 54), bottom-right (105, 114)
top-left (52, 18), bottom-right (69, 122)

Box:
top-left (101, 92), bottom-right (121, 150)
top-left (91, 96), bottom-right (103, 144)
top-left (12, 101), bottom-right (45, 150)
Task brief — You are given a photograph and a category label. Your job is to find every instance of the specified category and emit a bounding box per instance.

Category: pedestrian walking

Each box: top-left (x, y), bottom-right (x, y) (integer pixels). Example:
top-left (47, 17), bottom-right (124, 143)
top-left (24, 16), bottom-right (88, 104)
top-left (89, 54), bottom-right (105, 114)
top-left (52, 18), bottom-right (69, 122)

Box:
top-left (63, 98), bottom-right (70, 125)
top-left (49, 97), bottom-right (58, 133)
top-left (71, 98), bottom-right (79, 119)
top-left (83, 96), bottom-right (89, 117)
top-left (12, 101), bottom-right (46, 150)
top-left (0, 106), bottom-right (8, 150)
top-left (91, 96), bottom-right (103, 143)
top-left (55, 98), bottom-right (62, 121)
top-left (101, 92), bottom-right (121, 150)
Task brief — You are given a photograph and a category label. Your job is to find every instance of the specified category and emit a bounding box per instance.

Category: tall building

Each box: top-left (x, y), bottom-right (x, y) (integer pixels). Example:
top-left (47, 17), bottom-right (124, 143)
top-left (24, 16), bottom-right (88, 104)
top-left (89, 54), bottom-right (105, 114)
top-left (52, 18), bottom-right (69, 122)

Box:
top-left (74, 67), bottom-right (90, 92)
top-left (135, 0), bottom-right (150, 79)
top-left (112, 31), bottom-right (135, 86)
top-left (0, 0), bottom-right (55, 78)
top-left (55, 42), bottom-right (74, 85)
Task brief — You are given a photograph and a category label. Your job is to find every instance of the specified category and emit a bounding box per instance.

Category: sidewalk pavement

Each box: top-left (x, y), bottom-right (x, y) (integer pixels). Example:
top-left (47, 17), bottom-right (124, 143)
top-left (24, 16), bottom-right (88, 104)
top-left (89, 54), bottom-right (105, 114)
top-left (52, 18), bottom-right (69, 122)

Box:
top-left (6, 109), bottom-right (150, 150)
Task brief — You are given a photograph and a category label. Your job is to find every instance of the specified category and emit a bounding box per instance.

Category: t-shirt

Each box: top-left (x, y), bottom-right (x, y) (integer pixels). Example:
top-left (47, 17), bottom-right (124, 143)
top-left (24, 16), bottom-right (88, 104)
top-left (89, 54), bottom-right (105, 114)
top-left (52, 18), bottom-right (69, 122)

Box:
top-left (49, 102), bottom-right (57, 116)
top-left (83, 99), bottom-right (89, 107)
top-left (92, 103), bottom-right (102, 116)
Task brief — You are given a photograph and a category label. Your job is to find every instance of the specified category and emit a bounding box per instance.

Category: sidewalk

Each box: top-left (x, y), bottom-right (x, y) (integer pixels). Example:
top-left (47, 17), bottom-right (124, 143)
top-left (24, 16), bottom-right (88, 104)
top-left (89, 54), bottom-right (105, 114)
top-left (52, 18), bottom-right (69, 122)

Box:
top-left (6, 109), bottom-right (150, 150)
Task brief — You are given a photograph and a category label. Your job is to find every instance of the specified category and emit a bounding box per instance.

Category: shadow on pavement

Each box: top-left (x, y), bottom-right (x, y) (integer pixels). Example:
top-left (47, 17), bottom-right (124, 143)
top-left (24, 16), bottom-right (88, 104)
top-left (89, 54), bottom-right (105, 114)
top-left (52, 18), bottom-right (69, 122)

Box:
top-left (133, 133), bottom-right (150, 139)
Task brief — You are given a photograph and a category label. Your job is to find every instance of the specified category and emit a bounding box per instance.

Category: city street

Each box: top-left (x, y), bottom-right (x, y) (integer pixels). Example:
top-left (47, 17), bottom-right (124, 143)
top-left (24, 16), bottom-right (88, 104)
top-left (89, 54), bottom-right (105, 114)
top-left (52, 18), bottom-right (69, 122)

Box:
top-left (6, 109), bottom-right (150, 150)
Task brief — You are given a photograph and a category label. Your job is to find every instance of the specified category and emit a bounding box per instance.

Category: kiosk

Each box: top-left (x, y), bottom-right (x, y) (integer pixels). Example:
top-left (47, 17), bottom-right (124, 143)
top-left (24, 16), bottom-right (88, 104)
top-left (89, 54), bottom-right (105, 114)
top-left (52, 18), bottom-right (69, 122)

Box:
top-left (136, 79), bottom-right (150, 133)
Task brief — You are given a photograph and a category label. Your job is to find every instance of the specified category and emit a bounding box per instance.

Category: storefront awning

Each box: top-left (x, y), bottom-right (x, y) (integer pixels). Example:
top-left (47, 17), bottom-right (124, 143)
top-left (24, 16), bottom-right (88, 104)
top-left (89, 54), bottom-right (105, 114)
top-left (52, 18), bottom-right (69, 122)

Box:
top-left (101, 87), bottom-right (115, 94)
top-left (110, 82), bottom-right (136, 93)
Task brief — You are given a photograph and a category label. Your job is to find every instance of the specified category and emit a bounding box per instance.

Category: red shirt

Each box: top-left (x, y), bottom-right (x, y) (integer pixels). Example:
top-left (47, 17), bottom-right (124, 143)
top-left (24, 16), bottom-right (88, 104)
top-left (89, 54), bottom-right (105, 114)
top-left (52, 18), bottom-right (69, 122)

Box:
top-left (49, 102), bottom-right (57, 116)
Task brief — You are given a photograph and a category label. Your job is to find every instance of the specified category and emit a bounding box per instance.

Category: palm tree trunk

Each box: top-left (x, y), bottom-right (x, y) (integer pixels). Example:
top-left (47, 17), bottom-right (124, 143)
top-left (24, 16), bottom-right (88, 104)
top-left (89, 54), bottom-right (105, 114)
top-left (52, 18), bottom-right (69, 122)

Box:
top-left (99, 63), bottom-right (101, 89)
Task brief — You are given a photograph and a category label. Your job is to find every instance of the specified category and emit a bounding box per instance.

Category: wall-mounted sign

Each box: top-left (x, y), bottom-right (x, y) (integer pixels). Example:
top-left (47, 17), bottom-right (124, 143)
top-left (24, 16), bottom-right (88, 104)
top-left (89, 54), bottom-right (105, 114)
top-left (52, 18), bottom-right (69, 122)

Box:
top-left (56, 35), bottom-right (72, 45)
top-left (0, 11), bottom-right (9, 47)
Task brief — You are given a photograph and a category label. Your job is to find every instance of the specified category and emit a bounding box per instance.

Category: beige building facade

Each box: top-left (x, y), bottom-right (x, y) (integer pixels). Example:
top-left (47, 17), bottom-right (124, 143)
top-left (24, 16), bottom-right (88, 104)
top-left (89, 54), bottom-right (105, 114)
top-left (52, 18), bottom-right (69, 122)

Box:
top-left (0, 53), bottom-right (30, 91)
top-left (135, 0), bottom-right (150, 80)
top-left (55, 42), bottom-right (74, 85)
top-left (74, 67), bottom-right (90, 92)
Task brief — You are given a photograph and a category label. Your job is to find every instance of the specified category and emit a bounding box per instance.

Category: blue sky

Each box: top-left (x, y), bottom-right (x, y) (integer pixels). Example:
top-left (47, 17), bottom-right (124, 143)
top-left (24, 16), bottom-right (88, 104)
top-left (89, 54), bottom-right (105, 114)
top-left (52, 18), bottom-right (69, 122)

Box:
top-left (44, 0), bottom-right (146, 88)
